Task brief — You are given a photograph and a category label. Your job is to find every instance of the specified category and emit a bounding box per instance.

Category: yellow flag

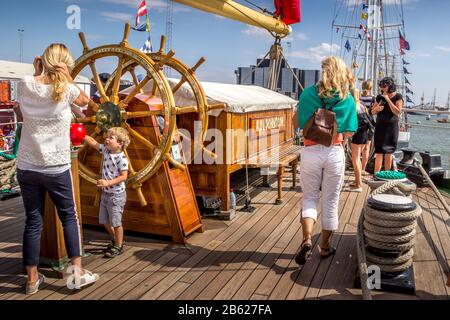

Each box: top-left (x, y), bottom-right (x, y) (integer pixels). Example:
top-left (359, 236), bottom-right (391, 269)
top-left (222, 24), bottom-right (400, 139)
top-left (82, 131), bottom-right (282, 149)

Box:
top-left (146, 16), bottom-right (151, 32)
top-left (361, 12), bottom-right (368, 20)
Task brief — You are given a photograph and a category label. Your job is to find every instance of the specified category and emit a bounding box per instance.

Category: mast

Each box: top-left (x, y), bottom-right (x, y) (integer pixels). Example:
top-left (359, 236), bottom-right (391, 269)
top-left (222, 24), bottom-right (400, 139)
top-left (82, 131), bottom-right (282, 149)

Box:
top-left (371, 0), bottom-right (382, 88)
top-left (447, 90), bottom-right (450, 109)
top-left (173, 0), bottom-right (291, 36)
top-left (433, 89), bottom-right (437, 109)
top-left (380, 0), bottom-right (389, 79)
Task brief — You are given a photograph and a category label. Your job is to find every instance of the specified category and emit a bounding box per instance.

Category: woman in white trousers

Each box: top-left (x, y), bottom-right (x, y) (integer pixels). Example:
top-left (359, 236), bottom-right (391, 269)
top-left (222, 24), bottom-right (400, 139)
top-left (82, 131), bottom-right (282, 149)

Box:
top-left (295, 56), bottom-right (358, 265)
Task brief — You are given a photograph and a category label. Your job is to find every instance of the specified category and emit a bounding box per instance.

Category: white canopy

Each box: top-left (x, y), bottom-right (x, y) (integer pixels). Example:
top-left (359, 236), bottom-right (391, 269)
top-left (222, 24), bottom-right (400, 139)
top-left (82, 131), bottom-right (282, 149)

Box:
top-left (121, 78), bottom-right (298, 116)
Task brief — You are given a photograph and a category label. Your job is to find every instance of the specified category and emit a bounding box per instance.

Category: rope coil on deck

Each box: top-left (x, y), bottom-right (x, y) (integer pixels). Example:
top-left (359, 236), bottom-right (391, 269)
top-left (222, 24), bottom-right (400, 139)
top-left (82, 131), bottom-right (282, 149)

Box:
top-left (356, 180), bottom-right (422, 300)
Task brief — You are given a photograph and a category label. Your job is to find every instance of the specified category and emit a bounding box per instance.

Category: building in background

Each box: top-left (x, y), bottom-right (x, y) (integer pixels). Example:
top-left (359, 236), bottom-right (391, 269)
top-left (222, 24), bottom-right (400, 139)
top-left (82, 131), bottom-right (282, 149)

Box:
top-left (235, 59), bottom-right (320, 100)
top-left (0, 60), bottom-right (91, 100)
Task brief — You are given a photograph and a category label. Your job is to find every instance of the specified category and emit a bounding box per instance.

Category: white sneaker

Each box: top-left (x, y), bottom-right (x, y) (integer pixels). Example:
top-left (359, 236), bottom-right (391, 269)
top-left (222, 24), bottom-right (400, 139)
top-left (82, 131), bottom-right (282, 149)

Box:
top-left (67, 269), bottom-right (99, 290)
top-left (348, 187), bottom-right (363, 193)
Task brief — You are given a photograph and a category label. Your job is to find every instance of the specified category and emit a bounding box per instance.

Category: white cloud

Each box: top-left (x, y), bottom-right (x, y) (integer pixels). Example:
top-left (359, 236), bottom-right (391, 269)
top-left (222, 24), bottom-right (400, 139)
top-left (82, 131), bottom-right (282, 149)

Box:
top-left (100, 12), bottom-right (134, 23)
top-left (296, 32), bottom-right (309, 41)
top-left (409, 50), bottom-right (432, 58)
top-left (291, 43), bottom-right (340, 63)
top-left (241, 26), bottom-right (272, 39)
top-left (435, 46), bottom-right (450, 53)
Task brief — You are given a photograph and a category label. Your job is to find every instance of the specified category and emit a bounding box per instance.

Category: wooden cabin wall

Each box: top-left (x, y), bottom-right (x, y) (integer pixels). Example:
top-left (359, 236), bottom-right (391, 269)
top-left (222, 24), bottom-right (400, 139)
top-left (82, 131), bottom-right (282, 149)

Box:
top-left (179, 108), bottom-right (294, 212)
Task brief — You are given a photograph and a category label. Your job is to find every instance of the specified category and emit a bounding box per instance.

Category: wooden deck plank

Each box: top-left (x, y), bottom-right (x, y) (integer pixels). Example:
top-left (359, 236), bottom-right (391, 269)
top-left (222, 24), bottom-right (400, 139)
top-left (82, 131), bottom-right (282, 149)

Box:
top-left (82, 248), bottom-right (169, 300)
top-left (250, 181), bottom-right (334, 299)
top-left (174, 190), bottom-right (298, 300)
top-left (133, 190), bottom-right (280, 300)
top-left (1, 170), bottom-right (449, 301)
top-left (281, 186), bottom-right (358, 300)
top-left (199, 192), bottom-right (302, 300)
top-left (289, 197), bottom-right (358, 299)
top-left (231, 224), bottom-right (300, 300)
top-left (214, 188), bottom-right (302, 301)
top-left (413, 261), bottom-right (449, 300)
top-left (177, 191), bottom-right (285, 286)
top-left (101, 251), bottom-right (181, 300)
top-left (304, 185), bottom-right (369, 300)
top-left (157, 281), bottom-right (191, 300)
top-left (315, 224), bottom-right (359, 299)
top-left (250, 293), bottom-right (269, 300)
top-left (414, 193), bottom-right (450, 297)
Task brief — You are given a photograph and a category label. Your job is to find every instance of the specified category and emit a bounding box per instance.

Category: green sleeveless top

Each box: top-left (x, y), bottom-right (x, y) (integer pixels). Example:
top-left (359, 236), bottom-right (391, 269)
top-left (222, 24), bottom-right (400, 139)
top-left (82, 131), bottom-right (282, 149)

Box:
top-left (298, 86), bottom-right (358, 134)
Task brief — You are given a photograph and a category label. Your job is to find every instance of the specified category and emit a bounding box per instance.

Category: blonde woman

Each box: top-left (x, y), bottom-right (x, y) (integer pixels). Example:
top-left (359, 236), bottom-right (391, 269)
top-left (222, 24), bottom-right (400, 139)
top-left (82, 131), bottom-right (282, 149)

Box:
top-left (16, 44), bottom-right (99, 294)
top-left (296, 57), bottom-right (358, 265)
top-left (360, 80), bottom-right (376, 175)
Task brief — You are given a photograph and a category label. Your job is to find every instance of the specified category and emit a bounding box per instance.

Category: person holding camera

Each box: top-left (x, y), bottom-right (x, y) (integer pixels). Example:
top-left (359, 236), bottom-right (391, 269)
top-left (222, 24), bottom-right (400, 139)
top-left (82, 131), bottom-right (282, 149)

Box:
top-left (372, 77), bottom-right (404, 173)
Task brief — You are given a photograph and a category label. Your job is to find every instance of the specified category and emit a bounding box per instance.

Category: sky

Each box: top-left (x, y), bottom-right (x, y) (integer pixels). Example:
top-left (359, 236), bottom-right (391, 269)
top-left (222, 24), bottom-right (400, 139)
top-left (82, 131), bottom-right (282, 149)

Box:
top-left (0, 0), bottom-right (449, 106)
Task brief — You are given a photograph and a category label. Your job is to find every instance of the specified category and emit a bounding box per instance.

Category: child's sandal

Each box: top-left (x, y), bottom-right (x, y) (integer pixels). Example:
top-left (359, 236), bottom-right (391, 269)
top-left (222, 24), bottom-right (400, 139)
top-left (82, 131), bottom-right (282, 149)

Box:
top-left (104, 245), bottom-right (124, 258)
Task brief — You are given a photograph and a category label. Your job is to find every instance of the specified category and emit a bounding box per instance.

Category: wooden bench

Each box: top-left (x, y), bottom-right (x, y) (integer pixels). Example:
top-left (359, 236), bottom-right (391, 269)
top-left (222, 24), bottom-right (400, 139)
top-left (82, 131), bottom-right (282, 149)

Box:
top-left (240, 141), bottom-right (301, 205)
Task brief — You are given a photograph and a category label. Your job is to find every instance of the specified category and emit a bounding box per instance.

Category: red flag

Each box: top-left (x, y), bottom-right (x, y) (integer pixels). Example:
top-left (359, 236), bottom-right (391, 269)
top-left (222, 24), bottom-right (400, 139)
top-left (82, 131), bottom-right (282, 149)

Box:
top-left (399, 31), bottom-right (410, 50)
top-left (136, 0), bottom-right (148, 26)
top-left (274, 0), bottom-right (301, 25)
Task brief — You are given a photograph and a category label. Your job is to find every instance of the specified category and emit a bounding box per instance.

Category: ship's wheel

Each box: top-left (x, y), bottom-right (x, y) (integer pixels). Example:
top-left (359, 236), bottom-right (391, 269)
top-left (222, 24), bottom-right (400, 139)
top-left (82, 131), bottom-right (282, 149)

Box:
top-left (72, 24), bottom-right (177, 207)
top-left (104, 35), bottom-right (223, 161)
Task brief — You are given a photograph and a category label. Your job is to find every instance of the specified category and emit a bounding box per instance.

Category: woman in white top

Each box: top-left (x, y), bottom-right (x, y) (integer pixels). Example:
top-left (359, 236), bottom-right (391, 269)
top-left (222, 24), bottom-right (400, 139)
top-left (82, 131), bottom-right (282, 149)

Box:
top-left (15, 44), bottom-right (99, 295)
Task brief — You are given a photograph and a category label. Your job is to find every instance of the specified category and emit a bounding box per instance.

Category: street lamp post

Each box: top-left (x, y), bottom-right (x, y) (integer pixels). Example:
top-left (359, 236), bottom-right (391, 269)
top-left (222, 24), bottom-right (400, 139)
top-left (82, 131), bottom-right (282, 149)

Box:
top-left (18, 29), bottom-right (24, 63)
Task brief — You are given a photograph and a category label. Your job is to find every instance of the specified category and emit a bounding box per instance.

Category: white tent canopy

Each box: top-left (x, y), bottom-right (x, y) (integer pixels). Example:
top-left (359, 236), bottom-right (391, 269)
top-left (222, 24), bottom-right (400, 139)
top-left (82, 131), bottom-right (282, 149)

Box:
top-left (121, 78), bottom-right (298, 116)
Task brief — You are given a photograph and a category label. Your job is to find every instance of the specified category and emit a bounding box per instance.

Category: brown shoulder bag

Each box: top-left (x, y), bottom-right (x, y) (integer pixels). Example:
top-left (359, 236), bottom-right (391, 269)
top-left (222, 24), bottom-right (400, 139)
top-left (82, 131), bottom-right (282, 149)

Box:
top-left (303, 98), bottom-right (338, 147)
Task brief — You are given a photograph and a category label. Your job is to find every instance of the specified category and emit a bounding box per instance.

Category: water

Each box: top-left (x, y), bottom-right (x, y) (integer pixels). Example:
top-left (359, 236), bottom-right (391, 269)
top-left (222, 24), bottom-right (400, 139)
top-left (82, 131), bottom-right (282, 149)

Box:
top-left (407, 114), bottom-right (450, 169)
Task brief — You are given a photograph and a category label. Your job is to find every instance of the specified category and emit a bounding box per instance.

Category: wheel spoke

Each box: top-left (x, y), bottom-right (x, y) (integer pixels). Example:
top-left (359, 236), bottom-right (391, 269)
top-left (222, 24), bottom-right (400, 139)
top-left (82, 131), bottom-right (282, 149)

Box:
top-left (129, 68), bottom-right (141, 88)
top-left (110, 56), bottom-right (126, 104)
top-left (76, 115), bottom-right (97, 124)
top-left (172, 77), bottom-right (187, 94)
top-left (175, 106), bottom-right (199, 114)
top-left (118, 75), bottom-right (151, 109)
top-left (122, 122), bottom-right (156, 151)
top-left (151, 81), bottom-right (159, 97)
top-left (89, 62), bottom-right (109, 104)
top-left (123, 110), bottom-right (163, 120)
top-left (79, 130), bottom-right (100, 163)
top-left (88, 100), bottom-right (100, 113)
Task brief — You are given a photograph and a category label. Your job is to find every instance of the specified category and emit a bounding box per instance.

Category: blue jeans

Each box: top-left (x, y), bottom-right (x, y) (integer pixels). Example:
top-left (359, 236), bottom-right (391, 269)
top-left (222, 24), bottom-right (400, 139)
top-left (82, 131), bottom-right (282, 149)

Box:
top-left (17, 169), bottom-right (82, 267)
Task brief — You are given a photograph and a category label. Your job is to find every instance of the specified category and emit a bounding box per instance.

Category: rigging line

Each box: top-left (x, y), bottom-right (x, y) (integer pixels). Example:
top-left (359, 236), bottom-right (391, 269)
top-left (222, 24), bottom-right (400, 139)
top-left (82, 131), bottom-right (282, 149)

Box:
top-left (400, 0), bottom-right (406, 36)
top-left (240, 0), bottom-right (274, 15)
top-left (330, 0), bottom-right (339, 55)
top-left (280, 50), bottom-right (304, 91)
top-left (240, 50), bottom-right (271, 84)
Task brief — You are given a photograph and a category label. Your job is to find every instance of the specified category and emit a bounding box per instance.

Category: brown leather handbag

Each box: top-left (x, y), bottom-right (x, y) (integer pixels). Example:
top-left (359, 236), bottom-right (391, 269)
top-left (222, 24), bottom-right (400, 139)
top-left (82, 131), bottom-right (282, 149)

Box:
top-left (303, 98), bottom-right (338, 147)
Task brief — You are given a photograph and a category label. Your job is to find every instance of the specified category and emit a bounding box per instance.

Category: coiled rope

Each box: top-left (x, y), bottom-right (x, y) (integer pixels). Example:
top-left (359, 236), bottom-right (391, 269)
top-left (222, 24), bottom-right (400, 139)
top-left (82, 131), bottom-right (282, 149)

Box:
top-left (356, 180), bottom-right (422, 300)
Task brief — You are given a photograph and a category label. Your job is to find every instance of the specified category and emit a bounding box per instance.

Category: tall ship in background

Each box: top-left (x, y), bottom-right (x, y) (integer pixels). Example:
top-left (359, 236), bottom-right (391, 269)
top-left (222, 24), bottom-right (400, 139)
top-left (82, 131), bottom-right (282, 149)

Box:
top-left (332, 0), bottom-right (412, 152)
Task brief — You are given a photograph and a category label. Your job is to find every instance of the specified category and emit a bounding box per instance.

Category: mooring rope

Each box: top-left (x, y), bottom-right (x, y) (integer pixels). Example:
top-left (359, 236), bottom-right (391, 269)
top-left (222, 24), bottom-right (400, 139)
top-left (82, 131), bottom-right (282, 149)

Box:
top-left (0, 156), bottom-right (17, 191)
top-left (356, 180), bottom-right (422, 300)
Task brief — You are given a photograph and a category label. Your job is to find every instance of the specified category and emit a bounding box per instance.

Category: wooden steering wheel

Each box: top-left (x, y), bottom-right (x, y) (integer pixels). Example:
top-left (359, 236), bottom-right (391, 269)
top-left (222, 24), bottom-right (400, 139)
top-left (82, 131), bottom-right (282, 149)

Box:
top-left (104, 35), bottom-right (224, 161)
top-left (72, 24), bottom-right (177, 207)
